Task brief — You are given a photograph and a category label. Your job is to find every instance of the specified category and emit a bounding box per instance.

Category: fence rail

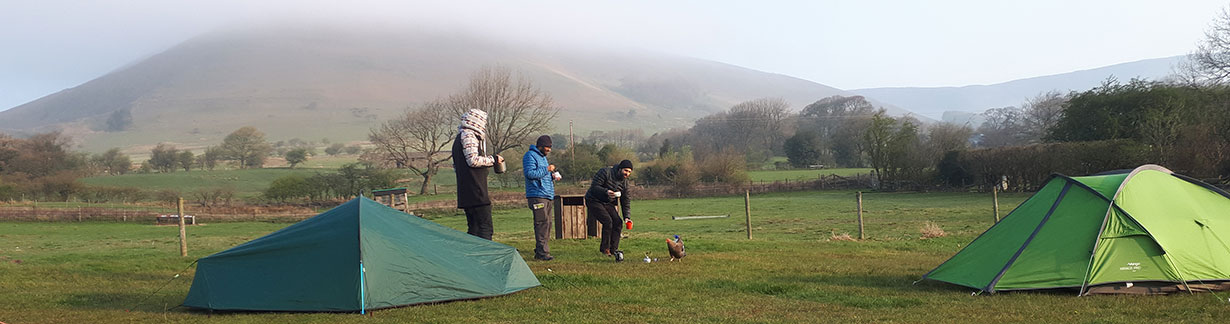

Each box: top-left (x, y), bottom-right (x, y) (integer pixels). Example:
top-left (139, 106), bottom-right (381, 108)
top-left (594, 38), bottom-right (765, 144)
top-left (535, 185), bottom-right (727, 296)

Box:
top-left (0, 205), bottom-right (318, 223)
top-left (0, 174), bottom-right (877, 222)
top-left (0, 207), bottom-right (161, 222)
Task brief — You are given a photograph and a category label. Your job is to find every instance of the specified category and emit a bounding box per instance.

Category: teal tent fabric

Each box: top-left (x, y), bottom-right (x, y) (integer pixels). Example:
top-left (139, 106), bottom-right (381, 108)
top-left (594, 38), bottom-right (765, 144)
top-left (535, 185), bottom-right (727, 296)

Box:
top-left (182, 197), bottom-right (539, 311)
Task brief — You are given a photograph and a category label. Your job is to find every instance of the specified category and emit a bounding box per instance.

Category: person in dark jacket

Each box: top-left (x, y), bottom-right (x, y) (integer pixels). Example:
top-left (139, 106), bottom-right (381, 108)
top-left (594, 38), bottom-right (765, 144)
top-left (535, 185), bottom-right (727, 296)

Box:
top-left (452, 109), bottom-right (503, 240)
top-left (523, 135), bottom-right (559, 260)
top-left (585, 159), bottom-right (633, 257)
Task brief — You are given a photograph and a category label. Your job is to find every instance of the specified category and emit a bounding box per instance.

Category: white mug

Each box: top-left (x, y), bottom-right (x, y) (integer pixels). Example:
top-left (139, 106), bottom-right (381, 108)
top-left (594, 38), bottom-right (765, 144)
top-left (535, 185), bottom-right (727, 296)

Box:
top-left (613, 191), bottom-right (622, 198)
top-left (552, 171), bottom-right (562, 181)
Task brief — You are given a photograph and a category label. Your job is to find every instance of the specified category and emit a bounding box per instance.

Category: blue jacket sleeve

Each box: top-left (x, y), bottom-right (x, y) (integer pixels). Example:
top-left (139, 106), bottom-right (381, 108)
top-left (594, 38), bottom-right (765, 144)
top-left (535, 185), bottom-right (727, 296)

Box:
top-left (523, 151), bottom-right (549, 180)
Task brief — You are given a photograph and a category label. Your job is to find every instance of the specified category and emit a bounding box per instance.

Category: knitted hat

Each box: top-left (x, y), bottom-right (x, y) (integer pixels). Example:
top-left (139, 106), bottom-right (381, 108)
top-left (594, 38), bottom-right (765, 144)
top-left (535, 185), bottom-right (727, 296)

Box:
top-left (536, 135), bottom-right (552, 148)
top-left (617, 159), bottom-right (634, 170)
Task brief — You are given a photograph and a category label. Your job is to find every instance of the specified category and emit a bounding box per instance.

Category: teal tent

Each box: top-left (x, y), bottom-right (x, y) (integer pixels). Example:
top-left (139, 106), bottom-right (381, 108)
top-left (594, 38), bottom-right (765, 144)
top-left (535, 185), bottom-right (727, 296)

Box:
top-left (182, 197), bottom-right (540, 311)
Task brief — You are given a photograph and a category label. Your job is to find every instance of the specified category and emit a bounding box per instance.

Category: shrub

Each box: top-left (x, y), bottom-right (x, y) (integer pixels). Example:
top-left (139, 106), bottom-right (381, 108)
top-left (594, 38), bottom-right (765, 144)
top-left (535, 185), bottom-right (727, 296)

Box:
top-left (325, 143), bottom-right (346, 156)
top-left (0, 184), bottom-right (18, 201)
top-left (195, 187), bottom-right (237, 206)
top-left (152, 189), bottom-right (182, 205)
top-left (699, 150), bottom-right (750, 185)
top-left (78, 186), bottom-right (146, 203)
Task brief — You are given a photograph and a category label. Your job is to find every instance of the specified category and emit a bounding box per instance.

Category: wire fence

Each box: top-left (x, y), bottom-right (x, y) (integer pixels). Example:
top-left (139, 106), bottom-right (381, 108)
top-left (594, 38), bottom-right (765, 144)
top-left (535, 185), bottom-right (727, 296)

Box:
top-left (0, 204), bottom-right (319, 223)
top-left (0, 174), bottom-right (877, 223)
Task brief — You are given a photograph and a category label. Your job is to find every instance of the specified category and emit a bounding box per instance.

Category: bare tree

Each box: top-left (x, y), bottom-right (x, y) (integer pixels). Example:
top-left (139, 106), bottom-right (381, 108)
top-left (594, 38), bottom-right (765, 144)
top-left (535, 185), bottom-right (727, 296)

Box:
top-left (1019, 91), bottom-right (1068, 143)
top-left (699, 97), bottom-right (794, 161)
top-left (448, 65), bottom-right (560, 155)
top-left (925, 122), bottom-right (974, 162)
top-left (368, 99), bottom-right (457, 195)
top-left (729, 98), bottom-right (792, 154)
top-left (976, 107), bottom-right (1028, 148)
top-left (1186, 8), bottom-right (1230, 84)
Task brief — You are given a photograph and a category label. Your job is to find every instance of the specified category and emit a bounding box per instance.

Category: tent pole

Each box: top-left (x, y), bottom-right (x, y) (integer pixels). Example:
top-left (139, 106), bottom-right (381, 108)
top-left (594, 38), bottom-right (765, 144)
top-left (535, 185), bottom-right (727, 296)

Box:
top-left (360, 261), bottom-right (367, 314)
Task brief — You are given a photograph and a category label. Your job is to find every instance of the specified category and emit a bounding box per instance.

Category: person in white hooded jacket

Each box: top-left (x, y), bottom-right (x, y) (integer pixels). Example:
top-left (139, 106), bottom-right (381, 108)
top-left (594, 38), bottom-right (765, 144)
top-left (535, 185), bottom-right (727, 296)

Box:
top-left (451, 109), bottom-right (503, 240)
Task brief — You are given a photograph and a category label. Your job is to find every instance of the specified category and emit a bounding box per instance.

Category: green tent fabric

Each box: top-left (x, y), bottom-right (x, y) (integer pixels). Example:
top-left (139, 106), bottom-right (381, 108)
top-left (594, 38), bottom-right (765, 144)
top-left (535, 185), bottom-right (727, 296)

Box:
top-left (924, 165), bottom-right (1230, 295)
top-left (182, 197), bottom-right (540, 311)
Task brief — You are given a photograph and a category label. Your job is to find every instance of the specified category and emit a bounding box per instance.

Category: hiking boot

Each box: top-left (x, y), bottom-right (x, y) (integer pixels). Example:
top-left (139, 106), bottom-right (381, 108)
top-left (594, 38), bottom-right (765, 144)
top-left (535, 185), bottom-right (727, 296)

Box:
top-left (534, 255), bottom-right (554, 261)
top-left (602, 249), bottom-right (612, 256)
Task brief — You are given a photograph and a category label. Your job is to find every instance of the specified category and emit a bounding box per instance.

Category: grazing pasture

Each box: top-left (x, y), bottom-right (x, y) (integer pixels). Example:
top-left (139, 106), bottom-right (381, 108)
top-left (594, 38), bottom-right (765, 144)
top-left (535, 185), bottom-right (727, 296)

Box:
top-left (2, 190), bottom-right (1228, 323)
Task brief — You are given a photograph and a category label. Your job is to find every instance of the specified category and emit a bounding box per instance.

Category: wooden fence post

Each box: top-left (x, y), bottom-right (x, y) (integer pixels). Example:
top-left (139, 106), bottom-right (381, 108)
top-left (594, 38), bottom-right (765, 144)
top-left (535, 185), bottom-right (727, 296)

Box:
top-left (745, 190), bottom-right (752, 240)
top-left (178, 197), bottom-right (188, 257)
top-left (857, 191), bottom-right (865, 240)
top-left (993, 186), bottom-right (1001, 223)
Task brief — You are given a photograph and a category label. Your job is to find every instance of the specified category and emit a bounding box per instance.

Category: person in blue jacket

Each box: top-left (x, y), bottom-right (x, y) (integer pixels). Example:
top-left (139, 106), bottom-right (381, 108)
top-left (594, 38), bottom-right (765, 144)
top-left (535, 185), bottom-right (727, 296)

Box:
top-left (523, 135), bottom-right (559, 261)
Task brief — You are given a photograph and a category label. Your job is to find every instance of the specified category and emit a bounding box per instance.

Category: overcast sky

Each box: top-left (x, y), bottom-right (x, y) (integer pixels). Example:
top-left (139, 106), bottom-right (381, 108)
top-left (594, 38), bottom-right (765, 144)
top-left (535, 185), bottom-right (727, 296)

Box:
top-left (1, 0), bottom-right (1226, 112)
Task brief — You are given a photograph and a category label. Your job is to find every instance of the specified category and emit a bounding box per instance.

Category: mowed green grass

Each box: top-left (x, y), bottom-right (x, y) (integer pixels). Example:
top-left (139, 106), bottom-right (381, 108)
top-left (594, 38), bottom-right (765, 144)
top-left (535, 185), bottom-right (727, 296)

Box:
top-left (3, 190), bottom-right (1229, 323)
top-left (748, 168), bottom-right (874, 182)
top-left (80, 168), bottom-right (347, 198)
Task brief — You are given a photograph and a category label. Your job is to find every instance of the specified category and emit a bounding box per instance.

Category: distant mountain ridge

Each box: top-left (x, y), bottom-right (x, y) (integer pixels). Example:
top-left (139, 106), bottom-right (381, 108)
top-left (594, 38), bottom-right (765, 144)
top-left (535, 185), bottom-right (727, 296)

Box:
top-left (0, 25), bottom-right (910, 152)
top-left (851, 56), bottom-right (1184, 121)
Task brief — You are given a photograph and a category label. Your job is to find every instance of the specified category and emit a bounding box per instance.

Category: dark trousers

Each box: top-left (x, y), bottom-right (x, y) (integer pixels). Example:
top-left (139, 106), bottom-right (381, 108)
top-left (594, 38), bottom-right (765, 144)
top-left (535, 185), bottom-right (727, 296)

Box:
top-left (588, 202), bottom-right (622, 253)
top-left (464, 204), bottom-right (493, 240)
top-left (527, 198), bottom-right (552, 258)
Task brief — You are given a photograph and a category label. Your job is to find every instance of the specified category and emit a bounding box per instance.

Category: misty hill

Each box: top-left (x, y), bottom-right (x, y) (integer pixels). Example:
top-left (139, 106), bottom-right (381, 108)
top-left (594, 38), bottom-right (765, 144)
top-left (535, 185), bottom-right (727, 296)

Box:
top-left (0, 25), bottom-right (912, 152)
top-left (851, 56), bottom-right (1184, 121)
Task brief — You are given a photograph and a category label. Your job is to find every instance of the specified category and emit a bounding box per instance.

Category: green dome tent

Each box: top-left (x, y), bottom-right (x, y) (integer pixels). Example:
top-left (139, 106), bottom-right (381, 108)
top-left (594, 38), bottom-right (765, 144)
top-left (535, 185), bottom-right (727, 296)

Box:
top-left (924, 165), bottom-right (1230, 295)
top-left (182, 197), bottom-right (540, 312)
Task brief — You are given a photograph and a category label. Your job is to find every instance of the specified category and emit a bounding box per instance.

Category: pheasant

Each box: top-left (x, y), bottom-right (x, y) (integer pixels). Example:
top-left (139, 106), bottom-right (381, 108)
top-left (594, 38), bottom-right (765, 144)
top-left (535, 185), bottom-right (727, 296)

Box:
top-left (666, 235), bottom-right (686, 261)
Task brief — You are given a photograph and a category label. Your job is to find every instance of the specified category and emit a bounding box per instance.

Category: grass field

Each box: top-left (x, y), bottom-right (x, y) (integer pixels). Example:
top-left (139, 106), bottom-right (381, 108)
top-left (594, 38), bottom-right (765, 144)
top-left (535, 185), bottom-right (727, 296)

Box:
top-left (4, 190), bottom-right (1229, 323)
top-left (79, 154), bottom-right (365, 197)
top-left (748, 168), bottom-right (874, 182)
top-left (80, 168), bottom-right (345, 198)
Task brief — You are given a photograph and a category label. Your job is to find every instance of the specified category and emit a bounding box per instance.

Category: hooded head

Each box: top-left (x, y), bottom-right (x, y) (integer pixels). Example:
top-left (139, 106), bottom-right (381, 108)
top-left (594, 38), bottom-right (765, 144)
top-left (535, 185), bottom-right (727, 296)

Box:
top-left (459, 109), bottom-right (489, 136)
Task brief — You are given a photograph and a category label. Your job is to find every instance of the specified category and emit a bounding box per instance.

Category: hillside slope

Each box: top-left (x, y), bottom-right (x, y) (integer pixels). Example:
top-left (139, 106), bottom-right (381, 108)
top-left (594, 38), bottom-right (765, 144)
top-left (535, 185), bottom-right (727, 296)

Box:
top-left (852, 56), bottom-right (1182, 120)
top-left (0, 25), bottom-right (908, 152)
